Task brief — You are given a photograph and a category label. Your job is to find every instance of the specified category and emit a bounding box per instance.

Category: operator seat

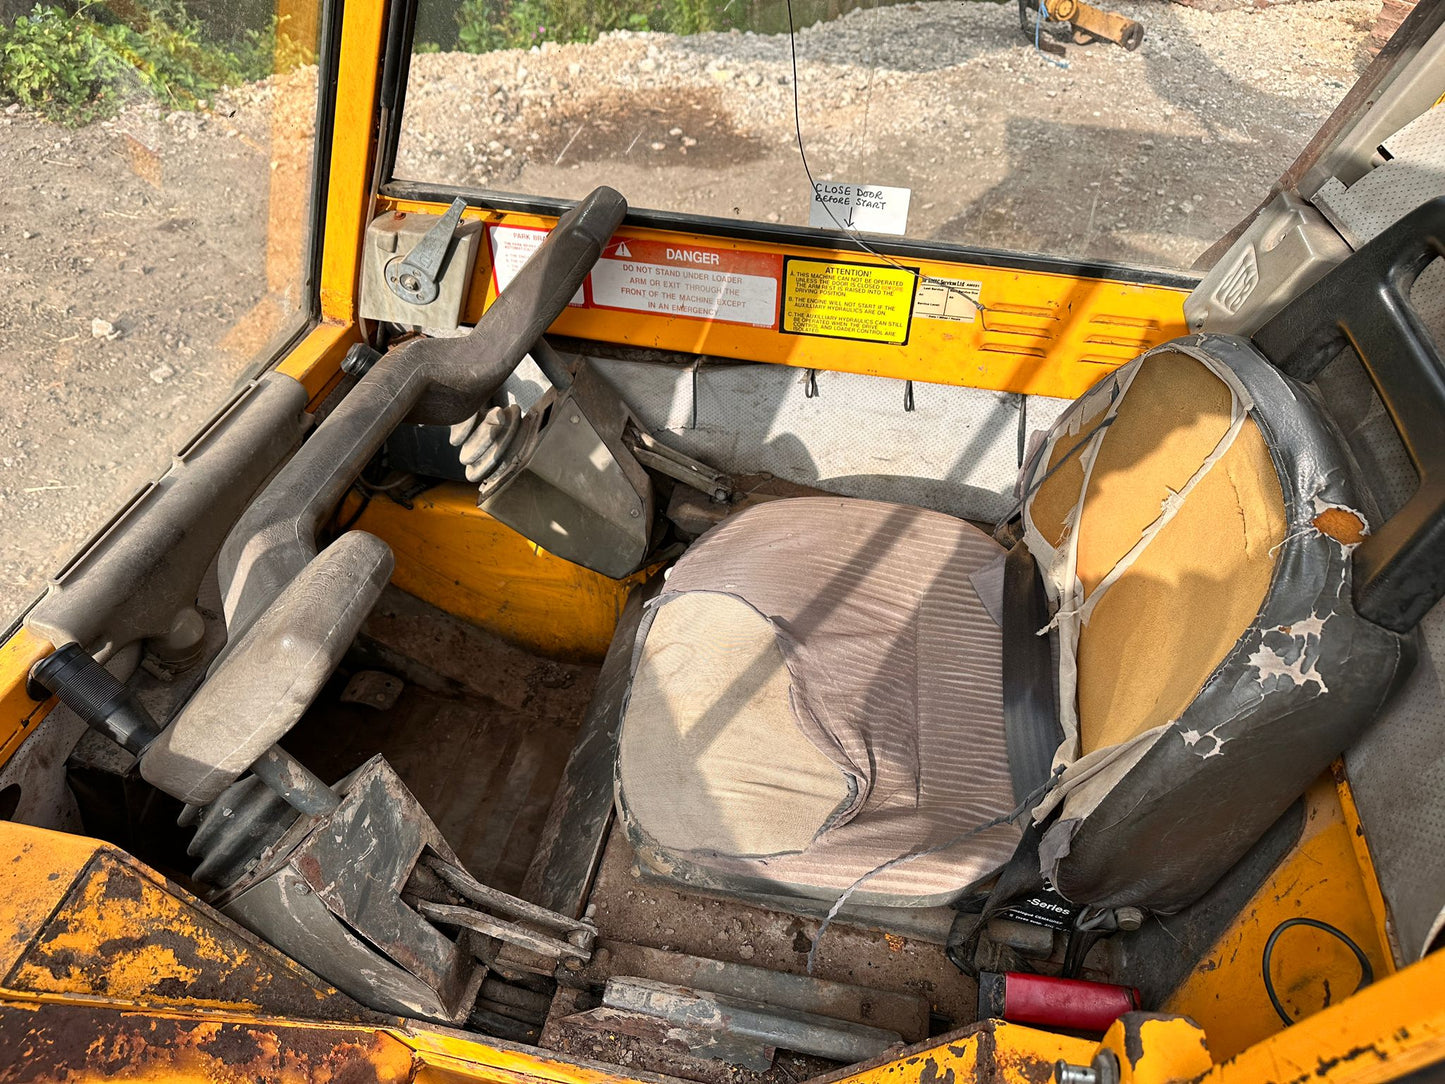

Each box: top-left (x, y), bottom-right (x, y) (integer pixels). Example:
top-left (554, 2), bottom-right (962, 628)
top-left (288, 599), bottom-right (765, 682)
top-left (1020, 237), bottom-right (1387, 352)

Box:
top-left (613, 333), bottom-right (1417, 913)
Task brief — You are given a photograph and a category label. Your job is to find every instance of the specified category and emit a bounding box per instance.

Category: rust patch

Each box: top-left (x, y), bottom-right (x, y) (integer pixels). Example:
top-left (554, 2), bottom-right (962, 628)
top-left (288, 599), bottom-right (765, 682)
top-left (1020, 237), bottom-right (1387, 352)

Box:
top-left (973, 1027), bottom-right (996, 1084)
top-left (6, 854), bottom-right (365, 1021)
top-left (1312, 507), bottom-right (1368, 546)
top-left (0, 1000), bottom-right (416, 1084)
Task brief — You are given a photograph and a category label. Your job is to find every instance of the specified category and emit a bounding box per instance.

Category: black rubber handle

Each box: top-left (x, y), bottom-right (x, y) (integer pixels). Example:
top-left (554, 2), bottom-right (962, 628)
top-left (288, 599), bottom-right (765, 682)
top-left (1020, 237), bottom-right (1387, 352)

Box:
top-left (1254, 196), bottom-right (1445, 634)
top-left (408, 186), bottom-right (627, 425)
top-left (29, 643), bottom-right (159, 756)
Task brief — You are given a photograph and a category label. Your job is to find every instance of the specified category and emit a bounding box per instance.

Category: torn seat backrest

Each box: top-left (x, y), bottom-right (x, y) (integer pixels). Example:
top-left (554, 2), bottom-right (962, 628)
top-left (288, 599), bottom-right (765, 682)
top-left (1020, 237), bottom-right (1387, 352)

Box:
top-left (1019, 333), bottom-right (1414, 912)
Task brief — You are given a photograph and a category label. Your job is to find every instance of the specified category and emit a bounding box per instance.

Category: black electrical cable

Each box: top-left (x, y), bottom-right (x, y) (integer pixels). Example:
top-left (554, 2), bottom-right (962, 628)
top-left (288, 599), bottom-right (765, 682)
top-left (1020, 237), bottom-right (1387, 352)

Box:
top-left (1261, 917), bottom-right (1374, 1026)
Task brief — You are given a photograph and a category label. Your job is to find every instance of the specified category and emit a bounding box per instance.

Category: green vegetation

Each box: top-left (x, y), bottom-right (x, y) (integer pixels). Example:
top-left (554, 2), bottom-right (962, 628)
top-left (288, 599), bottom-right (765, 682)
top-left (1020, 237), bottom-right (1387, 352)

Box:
top-left (0, 1), bottom-right (308, 124)
top-left (451, 0), bottom-right (736, 53)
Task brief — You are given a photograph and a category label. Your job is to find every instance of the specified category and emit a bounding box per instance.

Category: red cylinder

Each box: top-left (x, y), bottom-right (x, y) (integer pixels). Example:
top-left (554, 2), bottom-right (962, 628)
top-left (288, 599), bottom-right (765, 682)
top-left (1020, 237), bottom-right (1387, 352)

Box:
top-left (978, 971), bottom-right (1141, 1033)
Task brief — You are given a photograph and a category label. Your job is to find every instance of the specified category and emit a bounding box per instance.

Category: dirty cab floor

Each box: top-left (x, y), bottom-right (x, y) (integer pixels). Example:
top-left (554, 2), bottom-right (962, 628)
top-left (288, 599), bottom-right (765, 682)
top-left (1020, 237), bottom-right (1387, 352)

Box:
top-left (283, 585), bottom-right (979, 1077)
top-left (282, 587), bottom-right (599, 895)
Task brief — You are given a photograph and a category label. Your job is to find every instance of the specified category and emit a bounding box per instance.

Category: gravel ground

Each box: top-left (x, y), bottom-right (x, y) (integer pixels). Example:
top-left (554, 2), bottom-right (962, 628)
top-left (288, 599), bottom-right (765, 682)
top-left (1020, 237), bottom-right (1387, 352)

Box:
top-left (0, 0), bottom-right (1374, 623)
top-left (397, 0), bottom-right (1373, 263)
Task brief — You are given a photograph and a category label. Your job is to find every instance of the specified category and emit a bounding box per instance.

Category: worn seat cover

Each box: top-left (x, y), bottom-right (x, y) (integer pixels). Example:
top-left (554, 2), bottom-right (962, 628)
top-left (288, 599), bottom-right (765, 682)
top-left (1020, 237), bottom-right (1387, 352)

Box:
top-left (1021, 336), bottom-right (1412, 909)
top-left (615, 335), bottom-right (1415, 914)
top-left (615, 497), bottom-right (1020, 907)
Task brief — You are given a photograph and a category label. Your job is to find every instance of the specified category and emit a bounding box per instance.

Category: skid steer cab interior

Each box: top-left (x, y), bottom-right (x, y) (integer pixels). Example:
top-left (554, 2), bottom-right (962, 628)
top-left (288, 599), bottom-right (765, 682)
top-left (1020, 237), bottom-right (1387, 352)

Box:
top-left (4, 2), bottom-right (1445, 1082)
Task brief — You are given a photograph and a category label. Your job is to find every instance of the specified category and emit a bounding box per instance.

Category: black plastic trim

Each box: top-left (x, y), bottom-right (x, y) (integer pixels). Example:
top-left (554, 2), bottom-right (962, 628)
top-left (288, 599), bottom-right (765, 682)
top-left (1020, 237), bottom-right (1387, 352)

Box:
top-left (375, 0), bottom-right (418, 186)
top-left (1001, 541), bottom-right (1063, 805)
top-left (304, 0), bottom-right (344, 325)
top-left (1254, 196), bottom-right (1445, 633)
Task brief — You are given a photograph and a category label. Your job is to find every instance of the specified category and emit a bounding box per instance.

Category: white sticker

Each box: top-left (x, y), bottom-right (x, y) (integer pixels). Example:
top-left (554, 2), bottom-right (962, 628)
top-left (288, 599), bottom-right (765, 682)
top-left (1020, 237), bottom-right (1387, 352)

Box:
top-left (809, 182), bottom-right (911, 236)
top-left (913, 277), bottom-right (983, 323)
top-left (488, 225), bottom-right (585, 305)
top-left (590, 238), bottom-right (781, 327)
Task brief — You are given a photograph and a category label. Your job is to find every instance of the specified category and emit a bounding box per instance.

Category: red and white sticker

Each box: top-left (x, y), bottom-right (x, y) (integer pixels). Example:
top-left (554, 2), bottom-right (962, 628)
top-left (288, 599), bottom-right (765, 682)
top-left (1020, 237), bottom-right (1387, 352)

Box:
top-left (487, 225), bottom-right (585, 306)
top-left (590, 239), bottom-right (781, 327)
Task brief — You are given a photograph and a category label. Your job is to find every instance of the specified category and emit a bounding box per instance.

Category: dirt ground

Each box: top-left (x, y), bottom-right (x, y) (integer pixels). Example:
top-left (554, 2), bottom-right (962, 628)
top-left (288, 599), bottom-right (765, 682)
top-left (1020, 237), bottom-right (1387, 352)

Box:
top-left (0, 0), bottom-right (1376, 623)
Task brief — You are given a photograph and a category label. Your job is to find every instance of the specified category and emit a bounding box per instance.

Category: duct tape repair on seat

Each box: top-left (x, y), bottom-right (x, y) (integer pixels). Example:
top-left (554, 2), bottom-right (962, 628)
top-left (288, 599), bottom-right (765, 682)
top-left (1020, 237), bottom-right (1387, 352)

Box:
top-left (1021, 335), bottom-right (1412, 910)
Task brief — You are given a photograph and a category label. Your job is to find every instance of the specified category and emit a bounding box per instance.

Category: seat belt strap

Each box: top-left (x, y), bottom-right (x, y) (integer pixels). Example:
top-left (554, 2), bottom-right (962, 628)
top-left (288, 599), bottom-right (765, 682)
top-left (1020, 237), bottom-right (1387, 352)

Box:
top-left (947, 542), bottom-right (1071, 975)
top-left (1001, 540), bottom-right (1063, 806)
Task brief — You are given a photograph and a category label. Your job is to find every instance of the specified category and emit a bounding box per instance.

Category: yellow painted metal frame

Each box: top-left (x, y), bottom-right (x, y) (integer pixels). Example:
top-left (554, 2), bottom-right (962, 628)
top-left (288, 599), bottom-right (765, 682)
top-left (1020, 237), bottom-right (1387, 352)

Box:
top-left (5, 815), bottom-right (1445, 1084)
top-left (341, 486), bottom-right (653, 661)
top-left (1164, 767), bottom-right (1396, 1061)
top-left (0, 990), bottom-right (1095, 1084)
top-left (0, 0), bottom-right (1437, 1078)
top-left (379, 196), bottom-right (1191, 401)
top-left (0, 819), bottom-right (1086, 1083)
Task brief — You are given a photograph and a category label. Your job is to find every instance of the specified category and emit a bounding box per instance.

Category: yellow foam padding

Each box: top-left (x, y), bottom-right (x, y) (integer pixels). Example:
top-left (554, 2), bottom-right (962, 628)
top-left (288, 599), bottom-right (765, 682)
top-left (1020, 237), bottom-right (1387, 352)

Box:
top-left (1314, 505), bottom-right (1368, 544)
top-left (1077, 415), bottom-right (1286, 754)
top-left (1075, 352), bottom-right (1235, 598)
top-left (1031, 436), bottom-right (1089, 549)
top-left (1029, 379), bottom-right (1119, 551)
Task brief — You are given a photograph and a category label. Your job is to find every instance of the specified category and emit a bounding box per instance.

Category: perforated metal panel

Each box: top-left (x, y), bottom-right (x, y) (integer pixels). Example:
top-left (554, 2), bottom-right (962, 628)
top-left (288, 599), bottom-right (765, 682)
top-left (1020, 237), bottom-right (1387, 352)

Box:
top-left (1313, 349), bottom-right (1419, 523)
top-left (1347, 612), bottom-right (1445, 962)
top-left (1313, 106), bottom-right (1445, 247)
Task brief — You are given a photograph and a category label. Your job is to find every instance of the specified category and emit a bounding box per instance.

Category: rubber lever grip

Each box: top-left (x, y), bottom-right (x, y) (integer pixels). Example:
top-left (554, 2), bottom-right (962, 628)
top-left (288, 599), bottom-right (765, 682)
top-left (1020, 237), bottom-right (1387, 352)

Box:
top-left (141, 531), bottom-right (394, 806)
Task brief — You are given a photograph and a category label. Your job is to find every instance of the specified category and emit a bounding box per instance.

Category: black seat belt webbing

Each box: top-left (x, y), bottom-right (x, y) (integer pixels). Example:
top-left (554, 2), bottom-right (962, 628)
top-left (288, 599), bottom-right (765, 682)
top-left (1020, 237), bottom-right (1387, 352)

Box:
top-left (1001, 540), bottom-right (1064, 807)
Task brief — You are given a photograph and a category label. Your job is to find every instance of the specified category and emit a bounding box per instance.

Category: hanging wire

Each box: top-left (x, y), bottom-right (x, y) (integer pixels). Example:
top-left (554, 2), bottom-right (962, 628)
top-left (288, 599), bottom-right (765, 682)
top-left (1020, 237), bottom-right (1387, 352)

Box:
top-left (784, 0), bottom-right (989, 329)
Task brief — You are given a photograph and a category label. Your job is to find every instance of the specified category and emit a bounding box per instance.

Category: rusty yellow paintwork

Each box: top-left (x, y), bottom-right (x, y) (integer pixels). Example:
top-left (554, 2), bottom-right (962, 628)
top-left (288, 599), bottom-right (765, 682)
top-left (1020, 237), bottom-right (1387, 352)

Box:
top-left (2, 816), bottom-right (1445, 1084)
top-left (0, 993), bottom-right (416, 1084)
top-left (816, 1021), bottom-right (1094, 1084)
top-left (407, 1021), bottom-right (1094, 1084)
top-left (1093, 1015), bottom-right (1213, 1084)
top-left (0, 824), bottom-right (102, 978)
top-left (378, 197), bottom-right (1191, 401)
top-left (0, 824), bottom-right (362, 1020)
top-left (1192, 949), bottom-right (1445, 1083)
top-left (1334, 766), bottom-right (1394, 960)
top-left (1164, 770), bottom-right (1396, 1062)
top-left (0, 626), bottom-right (52, 774)
top-left (343, 485), bottom-right (652, 661)
top-left (404, 1026), bottom-right (693, 1084)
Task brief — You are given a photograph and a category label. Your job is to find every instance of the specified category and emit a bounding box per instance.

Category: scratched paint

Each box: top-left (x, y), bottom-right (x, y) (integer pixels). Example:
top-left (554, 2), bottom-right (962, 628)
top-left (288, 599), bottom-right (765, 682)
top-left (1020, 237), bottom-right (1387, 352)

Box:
top-left (4, 846), bottom-right (362, 1020)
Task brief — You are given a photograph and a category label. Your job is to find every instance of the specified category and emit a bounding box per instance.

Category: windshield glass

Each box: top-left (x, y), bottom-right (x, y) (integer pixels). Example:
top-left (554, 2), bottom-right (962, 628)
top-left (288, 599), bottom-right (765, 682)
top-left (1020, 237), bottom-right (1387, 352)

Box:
top-left (0, 0), bottom-right (324, 623)
top-left (395, 0), bottom-right (1372, 270)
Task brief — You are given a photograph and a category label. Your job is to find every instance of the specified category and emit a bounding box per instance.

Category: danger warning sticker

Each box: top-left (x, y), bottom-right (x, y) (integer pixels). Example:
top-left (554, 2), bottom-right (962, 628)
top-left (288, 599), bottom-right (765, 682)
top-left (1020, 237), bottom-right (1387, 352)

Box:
top-left (591, 238), bottom-right (781, 326)
top-left (781, 258), bottom-right (918, 345)
top-left (913, 276), bottom-right (983, 323)
top-left (488, 225), bottom-right (585, 306)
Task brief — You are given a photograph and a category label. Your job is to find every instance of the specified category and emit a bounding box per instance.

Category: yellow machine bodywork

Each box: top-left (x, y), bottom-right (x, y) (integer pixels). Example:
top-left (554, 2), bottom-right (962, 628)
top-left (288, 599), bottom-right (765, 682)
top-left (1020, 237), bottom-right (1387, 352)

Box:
top-left (0, 0), bottom-right (1441, 1079)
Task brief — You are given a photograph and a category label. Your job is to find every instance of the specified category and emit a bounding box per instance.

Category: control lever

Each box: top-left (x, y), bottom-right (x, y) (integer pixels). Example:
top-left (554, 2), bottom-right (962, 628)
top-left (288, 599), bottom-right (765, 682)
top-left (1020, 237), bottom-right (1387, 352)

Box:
top-left (625, 427), bottom-right (733, 503)
top-left (386, 196), bottom-right (467, 306)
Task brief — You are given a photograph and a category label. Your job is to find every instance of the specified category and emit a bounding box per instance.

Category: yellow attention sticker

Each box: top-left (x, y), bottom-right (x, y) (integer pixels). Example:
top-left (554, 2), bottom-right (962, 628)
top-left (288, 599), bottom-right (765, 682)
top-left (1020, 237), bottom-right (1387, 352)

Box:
top-left (782, 259), bottom-right (917, 345)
